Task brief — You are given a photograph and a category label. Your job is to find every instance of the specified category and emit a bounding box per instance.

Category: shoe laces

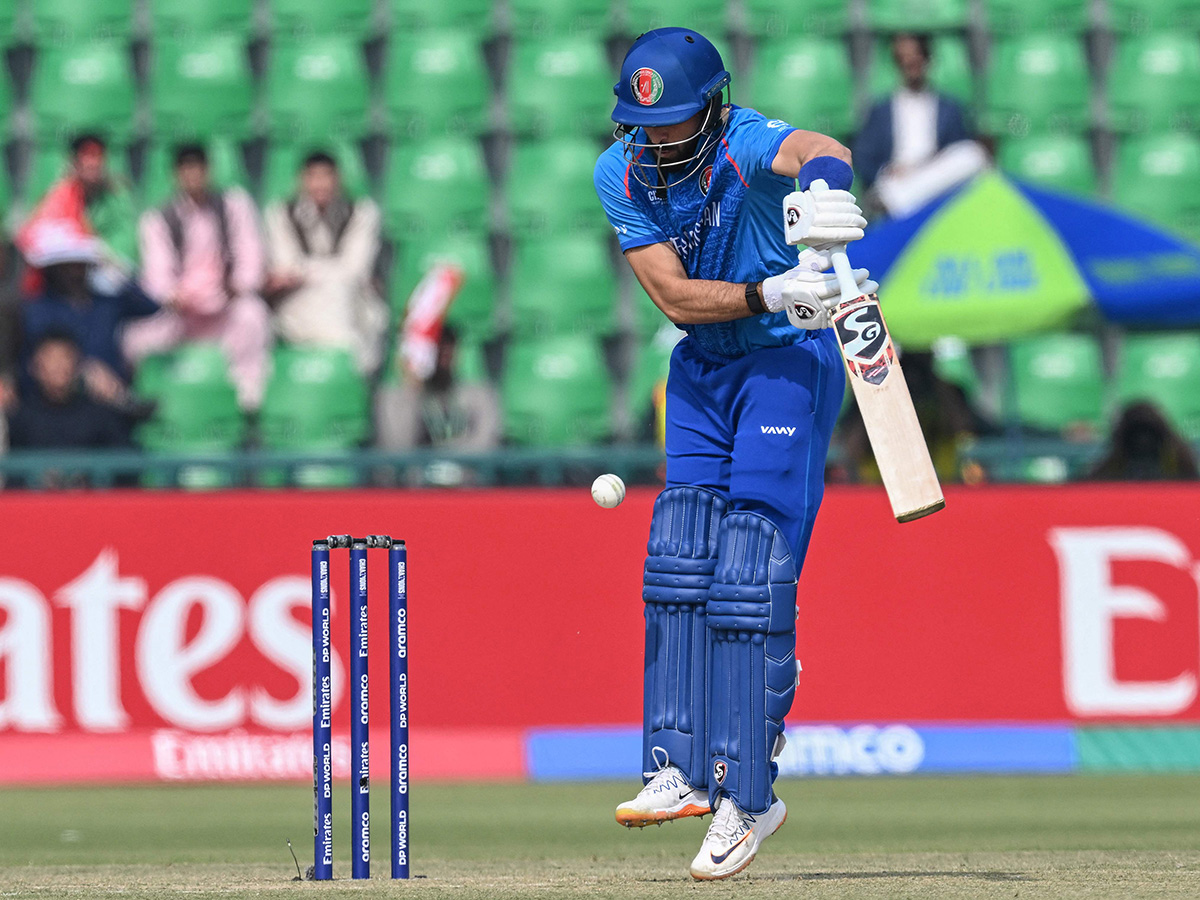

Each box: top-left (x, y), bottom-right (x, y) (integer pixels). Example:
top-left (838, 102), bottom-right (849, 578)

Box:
top-left (710, 799), bottom-right (753, 843)
top-left (642, 764), bottom-right (688, 796)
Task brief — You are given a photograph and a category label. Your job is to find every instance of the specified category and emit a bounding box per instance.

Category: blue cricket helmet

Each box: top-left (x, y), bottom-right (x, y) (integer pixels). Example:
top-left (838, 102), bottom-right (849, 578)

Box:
top-left (612, 28), bottom-right (731, 127)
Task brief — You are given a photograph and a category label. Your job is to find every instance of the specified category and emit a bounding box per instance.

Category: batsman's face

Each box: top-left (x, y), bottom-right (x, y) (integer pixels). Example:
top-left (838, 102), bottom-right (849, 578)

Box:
top-left (643, 111), bottom-right (705, 163)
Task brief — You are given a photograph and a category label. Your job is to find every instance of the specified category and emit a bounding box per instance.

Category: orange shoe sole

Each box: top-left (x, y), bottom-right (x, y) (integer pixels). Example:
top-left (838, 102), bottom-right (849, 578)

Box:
top-left (615, 802), bottom-right (711, 828)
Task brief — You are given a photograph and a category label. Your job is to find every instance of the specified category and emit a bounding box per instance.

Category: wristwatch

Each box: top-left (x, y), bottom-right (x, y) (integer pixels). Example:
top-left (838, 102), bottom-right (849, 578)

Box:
top-left (745, 281), bottom-right (765, 315)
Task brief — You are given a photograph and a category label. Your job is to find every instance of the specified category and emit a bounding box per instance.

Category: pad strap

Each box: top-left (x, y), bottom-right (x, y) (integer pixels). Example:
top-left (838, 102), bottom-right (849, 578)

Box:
top-left (641, 487), bottom-right (727, 787)
top-left (706, 512), bottom-right (798, 814)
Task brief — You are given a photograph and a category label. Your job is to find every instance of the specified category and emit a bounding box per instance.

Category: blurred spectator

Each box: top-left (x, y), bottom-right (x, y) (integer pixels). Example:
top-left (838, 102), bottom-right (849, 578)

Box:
top-left (123, 143), bottom-right (270, 410)
top-left (854, 33), bottom-right (986, 218)
top-left (376, 325), bottom-right (501, 453)
top-left (833, 351), bottom-right (995, 484)
top-left (1089, 401), bottom-right (1199, 481)
top-left (16, 134), bottom-right (139, 292)
top-left (264, 151), bottom-right (388, 375)
top-left (8, 329), bottom-right (130, 452)
top-left (18, 219), bottom-right (157, 410)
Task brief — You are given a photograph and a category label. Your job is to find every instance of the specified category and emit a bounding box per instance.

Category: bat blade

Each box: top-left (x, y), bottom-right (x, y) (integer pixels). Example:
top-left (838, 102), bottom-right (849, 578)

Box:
top-left (830, 291), bottom-right (945, 523)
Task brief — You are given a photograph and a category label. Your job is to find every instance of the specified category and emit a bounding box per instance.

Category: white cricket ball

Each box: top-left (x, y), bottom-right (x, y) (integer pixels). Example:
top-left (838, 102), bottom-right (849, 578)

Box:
top-left (591, 473), bottom-right (626, 509)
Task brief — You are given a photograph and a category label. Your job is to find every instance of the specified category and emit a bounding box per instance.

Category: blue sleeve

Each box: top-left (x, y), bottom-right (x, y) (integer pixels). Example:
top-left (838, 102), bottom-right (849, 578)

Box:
top-left (593, 149), bottom-right (667, 252)
top-left (116, 279), bottom-right (161, 319)
top-left (725, 108), bottom-right (796, 180)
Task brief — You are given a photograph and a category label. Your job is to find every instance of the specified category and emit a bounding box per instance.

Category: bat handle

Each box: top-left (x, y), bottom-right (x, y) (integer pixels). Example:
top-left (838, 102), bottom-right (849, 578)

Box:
top-left (829, 245), bottom-right (861, 304)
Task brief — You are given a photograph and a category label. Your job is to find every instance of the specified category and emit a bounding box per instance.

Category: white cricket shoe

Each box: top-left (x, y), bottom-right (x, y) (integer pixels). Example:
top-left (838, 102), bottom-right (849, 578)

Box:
top-left (688, 795), bottom-right (787, 880)
top-left (615, 765), bottom-right (711, 827)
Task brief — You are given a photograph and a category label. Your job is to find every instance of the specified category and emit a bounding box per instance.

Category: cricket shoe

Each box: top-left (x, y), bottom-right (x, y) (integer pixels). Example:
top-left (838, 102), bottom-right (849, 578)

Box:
top-left (614, 765), bottom-right (711, 827)
top-left (688, 795), bottom-right (787, 880)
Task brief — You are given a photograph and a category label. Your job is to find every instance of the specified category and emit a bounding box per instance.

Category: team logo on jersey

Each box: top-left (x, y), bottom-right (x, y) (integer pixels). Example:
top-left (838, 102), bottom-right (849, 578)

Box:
top-left (631, 67), bottom-right (664, 106)
top-left (699, 165), bottom-right (713, 195)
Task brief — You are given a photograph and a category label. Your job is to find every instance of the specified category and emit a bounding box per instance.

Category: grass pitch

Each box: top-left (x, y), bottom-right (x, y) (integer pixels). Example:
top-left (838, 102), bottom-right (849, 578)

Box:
top-left (1, 776), bottom-right (1199, 898)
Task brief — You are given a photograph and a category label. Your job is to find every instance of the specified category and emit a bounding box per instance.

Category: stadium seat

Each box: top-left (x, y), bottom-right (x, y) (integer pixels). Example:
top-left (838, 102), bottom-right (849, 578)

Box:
top-left (508, 0), bottom-right (610, 37)
top-left (506, 138), bottom-right (607, 237)
top-left (267, 0), bottom-right (377, 37)
top-left (633, 285), bottom-right (667, 336)
top-left (1111, 133), bottom-right (1200, 240)
top-left (1116, 333), bottom-right (1200, 439)
top-left (390, 230), bottom-right (497, 338)
top-left (385, 0), bottom-right (494, 35)
top-left (1007, 333), bottom-right (1105, 433)
top-left (507, 37), bottom-right (614, 137)
top-left (136, 344), bottom-right (246, 457)
top-left (1107, 33), bottom-right (1200, 133)
top-left (150, 35), bottom-right (254, 140)
top-left (997, 134), bottom-right (1098, 196)
top-left (749, 38), bottom-right (855, 139)
top-left (624, 0), bottom-right (726, 37)
top-left (983, 36), bottom-right (1091, 136)
top-left (141, 137), bottom-right (250, 208)
top-left (264, 37), bottom-right (371, 142)
top-left (260, 140), bottom-right (369, 203)
top-left (149, 0), bottom-right (256, 39)
top-left (259, 346), bottom-right (370, 486)
top-left (29, 41), bottom-right (137, 143)
top-left (983, 0), bottom-right (1090, 33)
top-left (867, 35), bottom-right (973, 106)
top-left (627, 324), bottom-right (681, 437)
top-left (502, 335), bottom-right (613, 446)
top-left (743, 0), bottom-right (850, 37)
top-left (381, 138), bottom-right (489, 236)
top-left (30, 0), bottom-right (134, 45)
top-left (508, 234), bottom-right (618, 336)
top-left (382, 31), bottom-right (491, 139)
top-left (0, 67), bottom-right (12, 137)
top-left (1108, 0), bottom-right (1200, 33)
top-left (0, 4), bottom-right (17, 48)
top-left (865, 0), bottom-right (969, 31)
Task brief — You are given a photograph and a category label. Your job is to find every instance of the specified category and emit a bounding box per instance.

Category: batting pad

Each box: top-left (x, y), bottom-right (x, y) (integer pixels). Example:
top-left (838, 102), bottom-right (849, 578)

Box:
top-left (706, 511), bottom-right (798, 815)
top-left (642, 486), bottom-right (727, 790)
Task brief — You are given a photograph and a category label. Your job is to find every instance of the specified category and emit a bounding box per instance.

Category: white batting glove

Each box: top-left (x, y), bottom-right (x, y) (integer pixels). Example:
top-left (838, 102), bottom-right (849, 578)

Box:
top-left (762, 248), bottom-right (877, 330)
top-left (783, 185), bottom-right (867, 250)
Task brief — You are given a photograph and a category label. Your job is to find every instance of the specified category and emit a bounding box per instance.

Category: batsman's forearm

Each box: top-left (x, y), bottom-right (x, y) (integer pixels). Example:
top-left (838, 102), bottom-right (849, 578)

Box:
top-left (646, 276), bottom-right (764, 324)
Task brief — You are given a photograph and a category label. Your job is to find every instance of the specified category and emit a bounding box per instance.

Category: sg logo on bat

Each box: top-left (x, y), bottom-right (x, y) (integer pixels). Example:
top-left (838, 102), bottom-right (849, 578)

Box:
top-left (833, 299), bottom-right (894, 386)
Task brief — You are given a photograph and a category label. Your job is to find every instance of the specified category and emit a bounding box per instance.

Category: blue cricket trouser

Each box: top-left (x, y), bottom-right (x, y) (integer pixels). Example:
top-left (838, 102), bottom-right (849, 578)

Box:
top-left (663, 330), bottom-right (845, 566)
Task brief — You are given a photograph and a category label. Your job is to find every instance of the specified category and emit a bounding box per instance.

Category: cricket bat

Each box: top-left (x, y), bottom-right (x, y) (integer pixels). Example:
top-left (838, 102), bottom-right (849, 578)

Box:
top-left (783, 180), bottom-right (944, 522)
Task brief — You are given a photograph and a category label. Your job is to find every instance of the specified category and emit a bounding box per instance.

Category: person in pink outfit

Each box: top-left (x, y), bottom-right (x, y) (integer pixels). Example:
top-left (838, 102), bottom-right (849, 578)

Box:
top-left (123, 143), bottom-right (271, 409)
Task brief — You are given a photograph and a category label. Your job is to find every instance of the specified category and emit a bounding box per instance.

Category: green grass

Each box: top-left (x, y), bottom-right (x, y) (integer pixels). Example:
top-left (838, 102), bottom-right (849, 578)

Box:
top-left (2, 776), bottom-right (1200, 898)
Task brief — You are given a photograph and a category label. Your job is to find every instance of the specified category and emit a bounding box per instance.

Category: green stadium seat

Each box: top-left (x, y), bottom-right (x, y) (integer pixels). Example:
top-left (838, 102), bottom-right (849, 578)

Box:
top-left (0, 69), bottom-right (13, 138)
top-left (750, 38), bottom-right (855, 139)
top-left (382, 31), bottom-right (491, 139)
top-left (1107, 33), bottom-right (1200, 133)
top-left (867, 35), bottom-right (973, 106)
top-left (983, 36), bottom-right (1091, 136)
top-left (29, 41), bottom-right (137, 143)
top-left (260, 140), bottom-right (369, 203)
top-left (259, 346), bottom-right (370, 486)
top-left (508, 234), bottom-right (618, 336)
top-left (268, 0), bottom-right (377, 37)
top-left (141, 137), bottom-right (250, 208)
top-left (983, 0), bottom-right (1090, 33)
top-left (382, 138), bottom-right (489, 236)
top-left (1116, 333), bottom-right (1200, 439)
top-left (1111, 133), bottom-right (1200, 240)
top-left (150, 35), bottom-right (254, 140)
top-left (633, 285), bottom-right (667, 336)
top-left (0, 4), bottom-right (17, 47)
top-left (627, 324), bottom-right (680, 437)
top-left (507, 37), bottom-right (615, 137)
top-left (385, 0), bottom-right (494, 35)
top-left (1007, 333), bottom-right (1105, 433)
top-left (149, 0), bottom-right (256, 39)
top-left (508, 0), bottom-right (610, 37)
top-left (865, 0), bottom-right (969, 31)
top-left (30, 0), bottom-right (133, 45)
top-left (506, 138), bottom-right (606, 237)
top-left (136, 344), bottom-right (246, 453)
top-left (265, 37), bottom-right (371, 142)
top-left (997, 134), bottom-right (1097, 196)
top-left (502, 335), bottom-right (613, 446)
top-left (1108, 0), bottom-right (1200, 33)
top-left (743, 0), bottom-right (850, 37)
top-left (390, 230), bottom-right (497, 337)
top-left (624, 0), bottom-right (726, 37)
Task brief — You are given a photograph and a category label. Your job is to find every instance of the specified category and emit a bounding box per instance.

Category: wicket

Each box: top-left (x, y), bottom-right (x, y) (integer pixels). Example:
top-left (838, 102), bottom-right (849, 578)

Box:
top-left (311, 534), bottom-right (409, 880)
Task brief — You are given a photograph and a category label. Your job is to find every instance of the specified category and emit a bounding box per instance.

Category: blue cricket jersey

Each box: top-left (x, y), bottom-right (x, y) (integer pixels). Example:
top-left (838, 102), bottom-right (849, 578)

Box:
top-left (593, 105), bottom-right (806, 359)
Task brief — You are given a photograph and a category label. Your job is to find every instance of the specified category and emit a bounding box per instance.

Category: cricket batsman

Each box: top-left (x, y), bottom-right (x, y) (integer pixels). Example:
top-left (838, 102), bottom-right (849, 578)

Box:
top-left (593, 28), bottom-right (874, 879)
